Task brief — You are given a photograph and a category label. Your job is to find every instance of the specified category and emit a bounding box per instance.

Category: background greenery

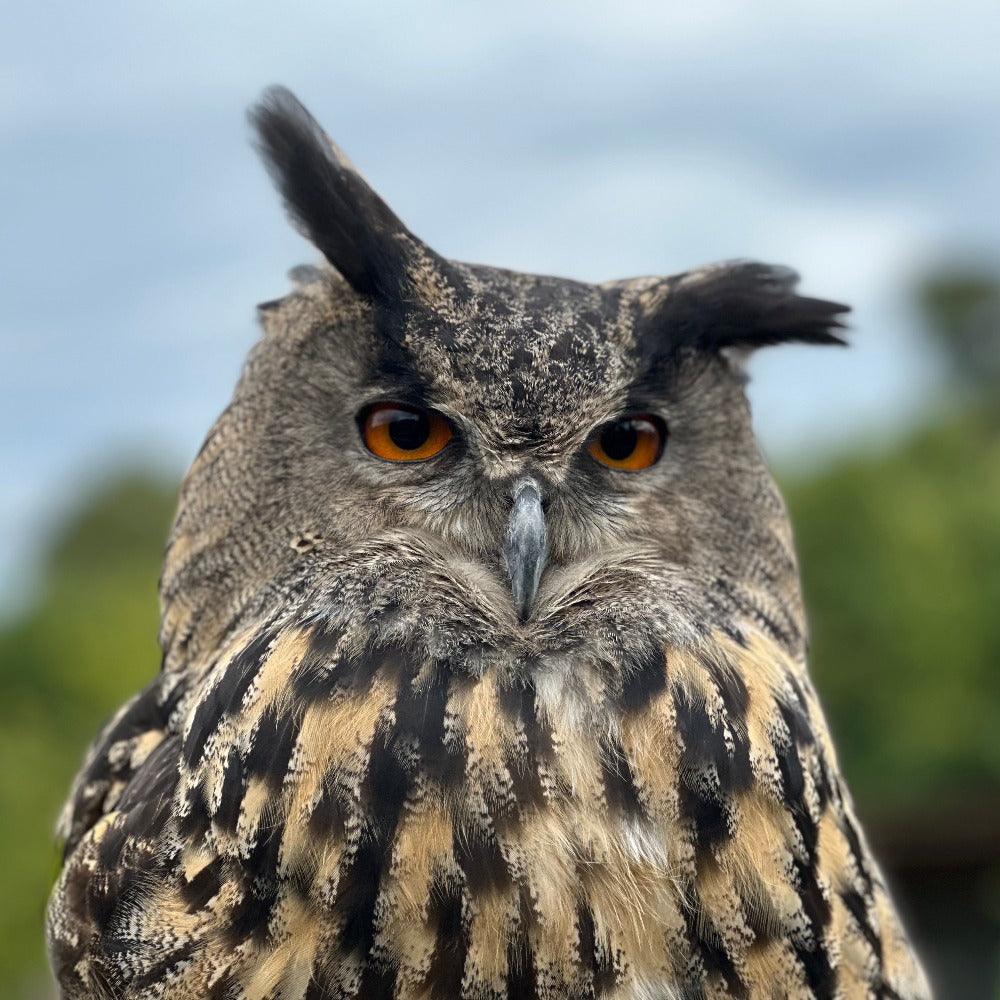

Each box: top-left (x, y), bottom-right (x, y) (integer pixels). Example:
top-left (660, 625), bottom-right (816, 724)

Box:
top-left (2, 267), bottom-right (997, 997)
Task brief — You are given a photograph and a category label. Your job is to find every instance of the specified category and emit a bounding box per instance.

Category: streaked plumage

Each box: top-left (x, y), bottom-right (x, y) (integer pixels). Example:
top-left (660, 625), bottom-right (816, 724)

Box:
top-left (47, 88), bottom-right (930, 999)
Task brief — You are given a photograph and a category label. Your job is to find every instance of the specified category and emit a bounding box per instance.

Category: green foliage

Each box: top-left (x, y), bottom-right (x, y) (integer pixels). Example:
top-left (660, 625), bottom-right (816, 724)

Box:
top-left (0, 474), bottom-right (176, 993)
top-left (784, 408), bottom-right (1000, 814)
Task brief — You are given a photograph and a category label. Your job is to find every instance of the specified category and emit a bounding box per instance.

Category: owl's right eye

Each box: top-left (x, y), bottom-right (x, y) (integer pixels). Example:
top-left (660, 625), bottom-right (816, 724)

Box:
top-left (359, 402), bottom-right (453, 461)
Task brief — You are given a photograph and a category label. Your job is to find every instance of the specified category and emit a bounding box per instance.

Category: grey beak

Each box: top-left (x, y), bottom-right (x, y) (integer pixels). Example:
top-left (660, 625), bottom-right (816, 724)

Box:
top-left (503, 478), bottom-right (548, 620)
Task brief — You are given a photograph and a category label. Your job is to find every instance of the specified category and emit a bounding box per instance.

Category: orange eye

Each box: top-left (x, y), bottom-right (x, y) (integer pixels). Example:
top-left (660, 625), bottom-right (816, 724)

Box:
top-left (587, 414), bottom-right (666, 471)
top-left (360, 403), bottom-right (453, 461)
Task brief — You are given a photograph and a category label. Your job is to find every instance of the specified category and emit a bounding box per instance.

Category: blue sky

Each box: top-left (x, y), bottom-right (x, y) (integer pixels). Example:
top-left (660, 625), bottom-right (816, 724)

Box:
top-left (2, 1), bottom-right (999, 610)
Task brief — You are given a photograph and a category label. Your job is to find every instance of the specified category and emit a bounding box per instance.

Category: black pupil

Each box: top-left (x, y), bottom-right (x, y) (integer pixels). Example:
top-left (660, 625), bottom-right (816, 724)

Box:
top-left (388, 409), bottom-right (431, 450)
top-left (600, 420), bottom-right (639, 460)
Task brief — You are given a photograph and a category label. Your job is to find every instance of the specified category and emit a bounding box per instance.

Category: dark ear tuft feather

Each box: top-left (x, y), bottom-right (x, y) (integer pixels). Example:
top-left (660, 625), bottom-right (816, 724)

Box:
top-left (249, 86), bottom-right (425, 299)
top-left (648, 262), bottom-right (849, 352)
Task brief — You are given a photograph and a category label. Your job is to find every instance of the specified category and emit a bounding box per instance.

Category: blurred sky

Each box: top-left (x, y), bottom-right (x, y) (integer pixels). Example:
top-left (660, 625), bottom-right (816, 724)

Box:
top-left (2, 0), bottom-right (999, 612)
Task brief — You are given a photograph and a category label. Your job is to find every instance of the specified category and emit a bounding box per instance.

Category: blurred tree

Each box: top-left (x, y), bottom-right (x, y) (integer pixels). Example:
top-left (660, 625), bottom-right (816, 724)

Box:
top-left (784, 410), bottom-right (1000, 813)
top-left (0, 474), bottom-right (176, 997)
top-left (916, 265), bottom-right (1000, 405)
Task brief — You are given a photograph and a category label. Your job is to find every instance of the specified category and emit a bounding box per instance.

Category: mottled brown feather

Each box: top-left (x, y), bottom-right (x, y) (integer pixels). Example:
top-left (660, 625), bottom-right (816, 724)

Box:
top-left (48, 88), bottom-right (929, 1000)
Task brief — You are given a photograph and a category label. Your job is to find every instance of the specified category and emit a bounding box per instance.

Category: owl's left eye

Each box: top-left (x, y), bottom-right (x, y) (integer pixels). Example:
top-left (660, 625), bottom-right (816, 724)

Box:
top-left (359, 402), bottom-right (453, 461)
top-left (587, 414), bottom-right (666, 471)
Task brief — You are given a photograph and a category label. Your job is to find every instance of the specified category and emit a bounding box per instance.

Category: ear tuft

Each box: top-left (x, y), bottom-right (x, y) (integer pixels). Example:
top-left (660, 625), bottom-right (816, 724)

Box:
top-left (651, 261), bottom-right (849, 352)
top-left (249, 86), bottom-right (425, 299)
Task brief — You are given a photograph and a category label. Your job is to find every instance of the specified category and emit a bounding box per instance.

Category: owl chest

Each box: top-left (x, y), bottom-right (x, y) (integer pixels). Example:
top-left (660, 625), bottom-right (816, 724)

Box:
top-left (332, 713), bottom-right (687, 998)
top-left (183, 622), bottom-right (697, 995)
top-left (320, 655), bottom-right (687, 992)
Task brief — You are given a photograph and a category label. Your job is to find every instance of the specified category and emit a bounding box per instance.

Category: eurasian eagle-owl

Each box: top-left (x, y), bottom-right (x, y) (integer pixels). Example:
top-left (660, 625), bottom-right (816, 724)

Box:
top-left (46, 87), bottom-right (930, 999)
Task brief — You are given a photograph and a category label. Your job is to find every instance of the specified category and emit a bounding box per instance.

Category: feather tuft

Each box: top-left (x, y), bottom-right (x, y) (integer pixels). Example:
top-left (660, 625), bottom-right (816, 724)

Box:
top-left (249, 86), bottom-right (424, 300)
top-left (644, 261), bottom-right (849, 354)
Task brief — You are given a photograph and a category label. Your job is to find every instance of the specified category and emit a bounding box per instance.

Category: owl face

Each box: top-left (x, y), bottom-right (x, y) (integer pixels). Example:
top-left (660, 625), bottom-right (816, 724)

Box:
top-left (162, 88), bottom-right (846, 667)
top-left (251, 267), bottom-right (761, 610)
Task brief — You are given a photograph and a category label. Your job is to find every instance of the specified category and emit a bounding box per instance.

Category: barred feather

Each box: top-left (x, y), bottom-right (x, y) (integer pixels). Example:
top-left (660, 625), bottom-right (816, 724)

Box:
top-left (49, 587), bottom-right (927, 998)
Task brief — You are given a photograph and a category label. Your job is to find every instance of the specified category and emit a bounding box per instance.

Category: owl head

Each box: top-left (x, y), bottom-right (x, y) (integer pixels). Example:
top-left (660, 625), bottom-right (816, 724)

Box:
top-left (159, 87), bottom-right (846, 672)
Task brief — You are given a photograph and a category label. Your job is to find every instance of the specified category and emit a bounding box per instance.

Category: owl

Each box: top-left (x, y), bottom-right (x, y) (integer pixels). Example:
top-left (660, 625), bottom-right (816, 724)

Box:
top-left (47, 87), bottom-right (930, 1000)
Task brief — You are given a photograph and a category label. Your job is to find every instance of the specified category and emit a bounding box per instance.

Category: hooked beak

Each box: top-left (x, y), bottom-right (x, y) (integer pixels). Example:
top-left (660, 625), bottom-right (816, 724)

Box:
top-left (503, 478), bottom-right (548, 620)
